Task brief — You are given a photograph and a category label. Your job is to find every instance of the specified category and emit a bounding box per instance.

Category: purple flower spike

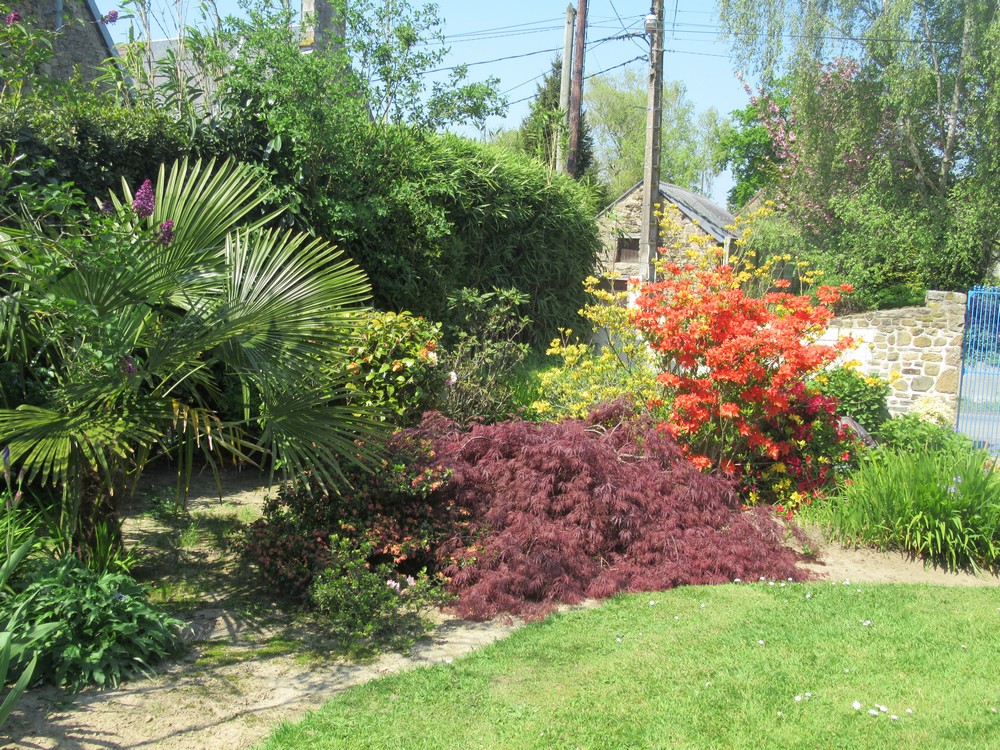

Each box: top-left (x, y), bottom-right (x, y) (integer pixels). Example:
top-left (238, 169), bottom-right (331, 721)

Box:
top-left (132, 179), bottom-right (155, 219)
top-left (5, 11), bottom-right (20, 26)
top-left (102, 10), bottom-right (118, 23)
top-left (157, 219), bottom-right (175, 247)
top-left (100, 199), bottom-right (114, 215)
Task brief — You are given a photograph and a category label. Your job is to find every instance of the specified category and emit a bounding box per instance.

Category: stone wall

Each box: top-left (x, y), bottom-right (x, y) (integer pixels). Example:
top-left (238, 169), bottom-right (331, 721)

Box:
top-left (817, 291), bottom-right (967, 415)
top-left (19, 0), bottom-right (115, 83)
top-left (597, 185), bottom-right (719, 280)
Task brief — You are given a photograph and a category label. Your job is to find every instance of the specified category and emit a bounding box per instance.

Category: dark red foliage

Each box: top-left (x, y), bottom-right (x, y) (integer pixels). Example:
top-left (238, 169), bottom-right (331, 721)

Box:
top-left (412, 407), bottom-right (810, 621)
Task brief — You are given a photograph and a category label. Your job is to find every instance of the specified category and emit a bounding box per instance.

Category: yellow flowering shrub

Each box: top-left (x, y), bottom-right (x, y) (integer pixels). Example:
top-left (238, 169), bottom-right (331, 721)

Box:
top-left (531, 277), bottom-right (665, 420)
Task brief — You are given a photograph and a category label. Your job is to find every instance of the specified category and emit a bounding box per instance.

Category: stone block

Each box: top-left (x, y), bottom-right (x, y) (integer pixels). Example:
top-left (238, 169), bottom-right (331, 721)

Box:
top-left (896, 331), bottom-right (912, 346)
top-left (911, 376), bottom-right (934, 392)
top-left (924, 364), bottom-right (940, 376)
top-left (936, 368), bottom-right (960, 394)
top-left (913, 335), bottom-right (933, 347)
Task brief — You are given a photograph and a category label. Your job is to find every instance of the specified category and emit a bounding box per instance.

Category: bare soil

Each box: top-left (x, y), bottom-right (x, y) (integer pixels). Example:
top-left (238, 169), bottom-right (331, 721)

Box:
top-left (3, 471), bottom-right (997, 750)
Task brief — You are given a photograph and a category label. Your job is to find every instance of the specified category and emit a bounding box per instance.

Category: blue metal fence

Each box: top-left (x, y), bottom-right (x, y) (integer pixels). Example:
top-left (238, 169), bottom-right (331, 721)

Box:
top-left (956, 286), bottom-right (1000, 453)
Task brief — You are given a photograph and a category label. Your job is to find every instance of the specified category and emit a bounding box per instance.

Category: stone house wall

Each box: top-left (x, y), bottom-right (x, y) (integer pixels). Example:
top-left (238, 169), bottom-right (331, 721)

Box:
top-left (18, 0), bottom-right (115, 83)
top-left (597, 185), bottom-right (721, 281)
top-left (817, 291), bottom-right (967, 415)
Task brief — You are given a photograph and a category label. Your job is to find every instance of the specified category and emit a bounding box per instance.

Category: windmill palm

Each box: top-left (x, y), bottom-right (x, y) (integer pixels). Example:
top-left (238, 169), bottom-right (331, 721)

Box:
top-left (0, 158), bottom-right (379, 553)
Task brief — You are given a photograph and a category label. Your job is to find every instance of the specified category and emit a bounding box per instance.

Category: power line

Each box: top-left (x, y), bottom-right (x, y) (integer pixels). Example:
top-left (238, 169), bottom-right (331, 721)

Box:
top-left (420, 32), bottom-right (642, 76)
top-left (584, 54), bottom-right (646, 80)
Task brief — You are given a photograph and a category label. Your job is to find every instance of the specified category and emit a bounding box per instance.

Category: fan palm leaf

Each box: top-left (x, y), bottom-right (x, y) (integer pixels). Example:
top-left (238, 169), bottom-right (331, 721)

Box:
top-left (0, 157), bottom-right (381, 522)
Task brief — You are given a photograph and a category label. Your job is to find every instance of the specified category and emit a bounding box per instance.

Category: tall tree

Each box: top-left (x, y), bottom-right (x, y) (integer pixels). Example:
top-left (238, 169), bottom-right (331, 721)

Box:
top-left (584, 68), bottom-right (722, 198)
top-left (342, 0), bottom-right (507, 130)
top-left (718, 0), bottom-right (1000, 305)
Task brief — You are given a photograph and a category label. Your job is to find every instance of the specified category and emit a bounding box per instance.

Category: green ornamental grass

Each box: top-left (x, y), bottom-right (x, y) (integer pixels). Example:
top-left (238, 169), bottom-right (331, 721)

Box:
top-left (817, 447), bottom-right (1000, 572)
top-left (257, 584), bottom-right (1000, 750)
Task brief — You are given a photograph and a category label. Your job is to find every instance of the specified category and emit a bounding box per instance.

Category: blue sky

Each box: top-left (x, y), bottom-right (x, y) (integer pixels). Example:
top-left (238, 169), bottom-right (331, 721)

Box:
top-left (103, 1), bottom-right (750, 203)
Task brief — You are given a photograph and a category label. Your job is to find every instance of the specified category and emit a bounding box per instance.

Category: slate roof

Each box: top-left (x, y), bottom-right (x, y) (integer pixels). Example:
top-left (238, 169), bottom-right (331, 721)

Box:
top-left (601, 181), bottom-right (738, 243)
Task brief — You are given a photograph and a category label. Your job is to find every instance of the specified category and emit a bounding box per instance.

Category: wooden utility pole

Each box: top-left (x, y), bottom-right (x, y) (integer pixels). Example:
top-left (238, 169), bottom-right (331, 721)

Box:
top-left (556, 4), bottom-right (576, 174)
top-left (640, 0), bottom-right (664, 283)
top-left (566, 0), bottom-right (587, 178)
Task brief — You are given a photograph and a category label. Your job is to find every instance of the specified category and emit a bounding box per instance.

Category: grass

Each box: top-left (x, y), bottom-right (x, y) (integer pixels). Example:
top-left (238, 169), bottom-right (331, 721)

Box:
top-left (257, 583), bottom-right (1000, 750)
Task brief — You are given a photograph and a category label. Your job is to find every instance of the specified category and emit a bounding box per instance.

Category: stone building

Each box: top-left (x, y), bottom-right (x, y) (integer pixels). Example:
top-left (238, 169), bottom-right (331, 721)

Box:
top-left (596, 181), bottom-right (737, 288)
top-left (18, 0), bottom-right (117, 83)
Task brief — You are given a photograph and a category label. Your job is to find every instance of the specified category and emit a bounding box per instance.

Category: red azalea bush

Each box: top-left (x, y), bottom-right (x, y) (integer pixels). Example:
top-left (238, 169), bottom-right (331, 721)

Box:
top-left (415, 405), bottom-right (809, 620)
top-left (631, 263), bottom-right (858, 509)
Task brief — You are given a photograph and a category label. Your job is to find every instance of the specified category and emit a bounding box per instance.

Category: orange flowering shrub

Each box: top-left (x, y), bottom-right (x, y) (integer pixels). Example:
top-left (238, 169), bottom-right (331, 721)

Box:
top-left (631, 262), bottom-right (856, 510)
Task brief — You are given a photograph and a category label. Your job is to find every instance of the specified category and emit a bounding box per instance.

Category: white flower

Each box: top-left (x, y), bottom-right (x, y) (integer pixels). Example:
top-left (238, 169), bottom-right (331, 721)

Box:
top-left (879, 705), bottom-right (888, 713)
top-left (674, 615), bottom-right (680, 621)
top-left (758, 639), bottom-right (766, 645)
top-left (862, 620), bottom-right (873, 627)
top-left (445, 371), bottom-right (458, 386)
top-left (868, 709), bottom-right (879, 716)
top-left (805, 593), bottom-right (812, 599)
top-left (843, 579), bottom-right (851, 585)
top-left (733, 578), bottom-right (741, 583)
top-left (890, 715), bottom-right (899, 721)
top-left (906, 709), bottom-right (913, 714)
top-left (794, 695), bottom-right (803, 702)
top-left (804, 693), bottom-right (811, 699)
top-left (649, 600), bottom-right (657, 606)
top-left (852, 701), bottom-right (862, 711)
top-left (426, 350), bottom-right (438, 365)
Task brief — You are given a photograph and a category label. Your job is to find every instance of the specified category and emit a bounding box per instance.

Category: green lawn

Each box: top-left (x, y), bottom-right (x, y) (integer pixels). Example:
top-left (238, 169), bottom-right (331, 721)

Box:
top-left (258, 583), bottom-right (1000, 750)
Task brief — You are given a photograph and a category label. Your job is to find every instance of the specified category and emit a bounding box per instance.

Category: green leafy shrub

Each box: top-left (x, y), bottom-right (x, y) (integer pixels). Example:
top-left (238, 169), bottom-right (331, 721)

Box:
top-left (233, 516), bottom-right (333, 599)
top-left (343, 310), bottom-right (443, 425)
top-left (237, 434), bottom-right (454, 599)
top-left (436, 287), bottom-right (531, 425)
top-left (309, 536), bottom-right (439, 643)
top-left (532, 278), bottom-right (664, 420)
top-left (876, 413), bottom-right (972, 453)
top-left (2, 557), bottom-right (184, 690)
top-left (819, 446), bottom-right (1000, 572)
top-left (810, 365), bottom-right (890, 431)
top-left (1, 535), bottom-right (58, 728)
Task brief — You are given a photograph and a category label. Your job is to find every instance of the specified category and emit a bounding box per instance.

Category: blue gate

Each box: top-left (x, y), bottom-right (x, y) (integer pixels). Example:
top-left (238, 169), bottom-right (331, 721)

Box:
top-left (956, 286), bottom-right (1000, 452)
